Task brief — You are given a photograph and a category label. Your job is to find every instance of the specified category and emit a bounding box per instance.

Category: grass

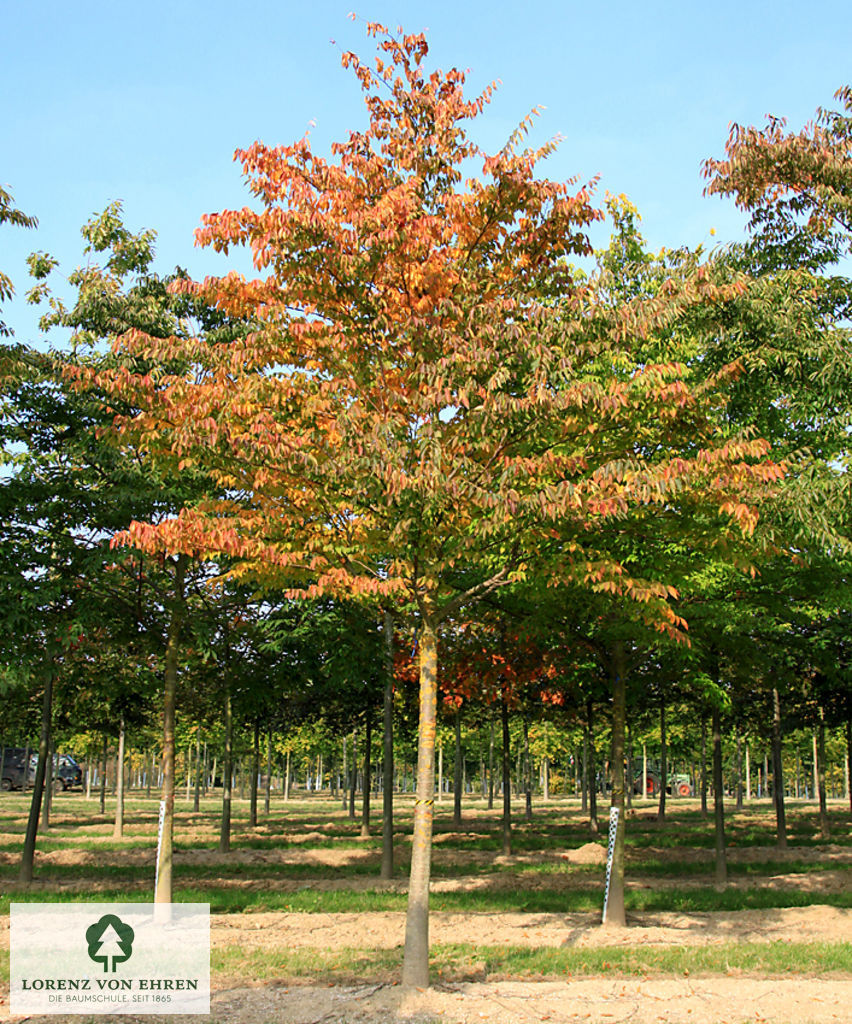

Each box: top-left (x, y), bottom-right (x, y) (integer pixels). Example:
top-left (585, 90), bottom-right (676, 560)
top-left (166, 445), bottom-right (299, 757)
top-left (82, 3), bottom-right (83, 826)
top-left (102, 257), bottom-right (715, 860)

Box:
top-left (2, 939), bottom-right (848, 993)
top-left (1, 794), bottom-right (849, 919)
top-left (210, 940), bottom-right (852, 985)
top-left (5, 939), bottom-right (844, 989)
top-left (3, 885), bottom-right (850, 918)
top-left (1, 795), bottom-right (849, 998)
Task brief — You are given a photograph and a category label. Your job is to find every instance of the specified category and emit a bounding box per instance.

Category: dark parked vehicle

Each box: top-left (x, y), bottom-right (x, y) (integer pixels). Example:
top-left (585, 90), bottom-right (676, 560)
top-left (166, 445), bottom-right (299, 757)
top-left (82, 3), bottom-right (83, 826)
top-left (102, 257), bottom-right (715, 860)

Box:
top-left (0, 748), bottom-right (83, 792)
top-left (30, 753), bottom-right (83, 791)
top-left (0, 748), bottom-right (30, 791)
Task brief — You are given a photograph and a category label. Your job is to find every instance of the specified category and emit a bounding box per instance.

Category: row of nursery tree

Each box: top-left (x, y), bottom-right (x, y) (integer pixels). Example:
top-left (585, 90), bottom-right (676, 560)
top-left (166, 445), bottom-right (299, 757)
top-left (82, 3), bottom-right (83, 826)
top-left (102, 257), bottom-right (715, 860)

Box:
top-left (2, 23), bottom-right (851, 988)
top-left (21, 703), bottom-right (850, 833)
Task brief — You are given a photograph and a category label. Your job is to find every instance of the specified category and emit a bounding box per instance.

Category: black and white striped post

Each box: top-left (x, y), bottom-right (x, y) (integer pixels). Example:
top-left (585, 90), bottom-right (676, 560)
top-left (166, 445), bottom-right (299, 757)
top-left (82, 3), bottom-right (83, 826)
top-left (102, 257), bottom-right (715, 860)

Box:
top-left (602, 805), bottom-right (620, 924)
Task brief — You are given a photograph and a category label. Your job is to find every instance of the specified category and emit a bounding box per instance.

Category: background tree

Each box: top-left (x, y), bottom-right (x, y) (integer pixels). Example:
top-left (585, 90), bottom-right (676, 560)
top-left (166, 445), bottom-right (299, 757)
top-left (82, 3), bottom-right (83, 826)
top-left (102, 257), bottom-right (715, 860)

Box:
top-left (0, 185), bottom-right (37, 342)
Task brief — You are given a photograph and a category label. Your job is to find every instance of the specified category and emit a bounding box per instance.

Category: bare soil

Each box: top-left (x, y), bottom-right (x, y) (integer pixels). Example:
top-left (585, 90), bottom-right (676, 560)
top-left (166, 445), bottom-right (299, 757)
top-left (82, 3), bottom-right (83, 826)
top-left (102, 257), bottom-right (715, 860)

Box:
top-left (3, 906), bottom-right (851, 1023)
top-left (207, 904), bottom-right (852, 951)
top-left (2, 802), bottom-right (851, 1022)
top-left (204, 975), bottom-right (852, 1024)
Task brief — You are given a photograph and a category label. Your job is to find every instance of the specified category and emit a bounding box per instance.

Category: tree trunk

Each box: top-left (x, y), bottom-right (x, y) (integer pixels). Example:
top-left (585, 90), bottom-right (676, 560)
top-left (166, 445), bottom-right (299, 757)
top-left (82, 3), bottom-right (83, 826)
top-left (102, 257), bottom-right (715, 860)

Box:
top-left (771, 688), bottom-right (788, 848)
top-left (543, 755), bottom-right (550, 802)
top-left (735, 724), bottom-right (743, 812)
top-left (453, 706), bottom-right (463, 827)
top-left (361, 710), bottom-right (372, 838)
top-left (795, 748), bottom-right (802, 798)
top-left (219, 684), bottom-right (233, 853)
top-left (812, 730), bottom-right (819, 804)
top-left (523, 714), bottom-right (532, 822)
top-left (657, 697), bottom-right (667, 822)
top-left (402, 616), bottom-right (438, 990)
top-left (625, 726), bottom-right (633, 810)
top-left (41, 740), bottom-right (53, 830)
top-left (605, 642), bottom-right (627, 928)
top-left (194, 730), bottom-right (202, 813)
top-left (711, 705), bottom-right (727, 886)
top-left (348, 728), bottom-right (357, 820)
top-left (185, 742), bottom-right (192, 802)
top-left (113, 717), bottom-right (126, 838)
top-left (488, 716), bottom-right (495, 810)
top-left (284, 750), bottom-right (291, 800)
top-left (249, 719), bottom-right (260, 828)
top-left (581, 734), bottom-right (588, 813)
top-left (745, 742), bottom-right (751, 801)
top-left (587, 701), bottom-right (598, 834)
top-left (100, 735), bottom-right (108, 814)
top-left (700, 715), bottom-right (708, 819)
top-left (500, 694), bottom-right (512, 856)
top-left (264, 731), bottom-right (272, 816)
top-left (155, 553), bottom-right (186, 904)
top-left (817, 705), bottom-right (830, 838)
top-left (381, 609), bottom-right (395, 879)
top-left (341, 735), bottom-right (348, 811)
top-left (20, 670), bottom-right (54, 883)
top-left (846, 715), bottom-right (852, 817)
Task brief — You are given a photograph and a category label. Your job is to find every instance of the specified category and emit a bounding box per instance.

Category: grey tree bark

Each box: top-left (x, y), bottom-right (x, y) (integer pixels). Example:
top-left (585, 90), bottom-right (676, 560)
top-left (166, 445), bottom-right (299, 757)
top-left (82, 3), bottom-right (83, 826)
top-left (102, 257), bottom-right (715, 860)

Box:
top-left (817, 705), bottom-right (830, 838)
top-left (587, 701), bottom-right (598, 834)
top-left (453, 706), bottom-right (463, 827)
top-left (657, 698), bottom-right (667, 822)
top-left (155, 553), bottom-right (187, 904)
top-left (361, 711), bottom-right (372, 838)
top-left (712, 705), bottom-right (727, 886)
top-left (113, 717), bottom-right (126, 838)
top-left (381, 609), bottom-right (395, 879)
top-left (249, 719), bottom-right (260, 828)
top-left (500, 695), bottom-right (512, 856)
top-left (771, 688), bottom-right (788, 848)
top-left (19, 670), bottom-right (54, 883)
top-left (219, 684), bottom-right (233, 853)
top-left (401, 616), bottom-right (438, 989)
top-left (604, 642), bottom-right (627, 928)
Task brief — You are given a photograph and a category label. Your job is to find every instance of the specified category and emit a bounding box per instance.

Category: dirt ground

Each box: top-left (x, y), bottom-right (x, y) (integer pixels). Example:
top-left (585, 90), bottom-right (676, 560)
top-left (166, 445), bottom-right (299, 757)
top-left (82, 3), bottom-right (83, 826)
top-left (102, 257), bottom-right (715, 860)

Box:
top-left (3, 905), bottom-right (851, 1023)
top-left (208, 904), bottom-right (851, 951)
top-left (2, 806), bottom-right (850, 1022)
top-left (201, 974), bottom-right (852, 1024)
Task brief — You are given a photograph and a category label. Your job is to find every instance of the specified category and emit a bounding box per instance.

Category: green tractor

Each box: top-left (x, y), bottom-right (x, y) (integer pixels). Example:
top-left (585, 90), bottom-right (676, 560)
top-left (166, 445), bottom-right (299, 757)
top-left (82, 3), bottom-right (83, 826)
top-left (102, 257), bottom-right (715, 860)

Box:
top-left (633, 763), bottom-right (693, 797)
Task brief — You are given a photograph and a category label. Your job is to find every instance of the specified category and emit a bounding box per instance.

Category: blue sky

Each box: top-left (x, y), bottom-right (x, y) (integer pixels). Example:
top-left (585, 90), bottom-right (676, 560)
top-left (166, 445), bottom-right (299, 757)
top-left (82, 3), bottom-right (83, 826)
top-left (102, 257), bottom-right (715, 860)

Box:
top-left (2, 0), bottom-right (851, 343)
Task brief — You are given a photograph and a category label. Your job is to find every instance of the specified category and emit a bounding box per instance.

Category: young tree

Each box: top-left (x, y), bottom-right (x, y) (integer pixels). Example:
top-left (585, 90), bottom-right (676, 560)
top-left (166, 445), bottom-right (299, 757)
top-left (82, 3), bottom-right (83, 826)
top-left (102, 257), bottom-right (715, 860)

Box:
top-left (18, 204), bottom-right (253, 900)
top-left (100, 25), bottom-right (784, 984)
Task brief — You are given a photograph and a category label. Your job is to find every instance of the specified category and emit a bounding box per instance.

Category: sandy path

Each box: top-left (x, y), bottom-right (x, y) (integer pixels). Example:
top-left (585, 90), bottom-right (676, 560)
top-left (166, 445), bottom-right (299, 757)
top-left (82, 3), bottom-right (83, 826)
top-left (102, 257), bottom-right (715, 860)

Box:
top-left (5, 906), bottom-right (851, 1023)
top-left (7, 977), bottom-right (850, 1023)
top-left (209, 904), bottom-right (852, 950)
top-left (208, 977), bottom-right (852, 1024)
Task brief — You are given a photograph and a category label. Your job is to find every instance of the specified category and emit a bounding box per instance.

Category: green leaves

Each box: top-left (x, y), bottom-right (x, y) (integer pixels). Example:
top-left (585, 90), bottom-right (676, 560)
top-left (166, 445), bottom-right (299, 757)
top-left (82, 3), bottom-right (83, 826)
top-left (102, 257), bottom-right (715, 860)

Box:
top-left (0, 185), bottom-right (37, 338)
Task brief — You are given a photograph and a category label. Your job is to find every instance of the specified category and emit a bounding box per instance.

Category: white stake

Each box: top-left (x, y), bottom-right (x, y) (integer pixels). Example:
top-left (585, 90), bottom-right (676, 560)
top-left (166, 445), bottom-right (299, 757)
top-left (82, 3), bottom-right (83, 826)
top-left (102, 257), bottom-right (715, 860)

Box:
top-left (602, 806), bottom-right (620, 924)
top-left (154, 798), bottom-right (166, 897)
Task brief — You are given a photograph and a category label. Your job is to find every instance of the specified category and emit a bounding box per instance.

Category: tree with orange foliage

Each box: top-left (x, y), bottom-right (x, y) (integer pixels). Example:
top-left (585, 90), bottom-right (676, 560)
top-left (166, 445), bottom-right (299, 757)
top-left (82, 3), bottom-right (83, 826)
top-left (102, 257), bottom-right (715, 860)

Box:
top-left (100, 24), bottom-right (784, 985)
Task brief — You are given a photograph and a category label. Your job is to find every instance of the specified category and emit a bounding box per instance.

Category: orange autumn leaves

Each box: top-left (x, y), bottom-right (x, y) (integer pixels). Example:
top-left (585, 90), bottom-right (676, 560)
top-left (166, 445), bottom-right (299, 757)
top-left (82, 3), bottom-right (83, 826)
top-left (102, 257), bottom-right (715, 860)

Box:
top-left (95, 22), bottom-right (784, 628)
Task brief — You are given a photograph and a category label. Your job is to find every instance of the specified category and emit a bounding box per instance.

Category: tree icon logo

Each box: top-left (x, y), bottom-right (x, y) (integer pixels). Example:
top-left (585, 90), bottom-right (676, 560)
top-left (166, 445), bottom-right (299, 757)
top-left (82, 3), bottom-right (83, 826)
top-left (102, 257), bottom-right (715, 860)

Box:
top-left (85, 914), bottom-right (135, 972)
